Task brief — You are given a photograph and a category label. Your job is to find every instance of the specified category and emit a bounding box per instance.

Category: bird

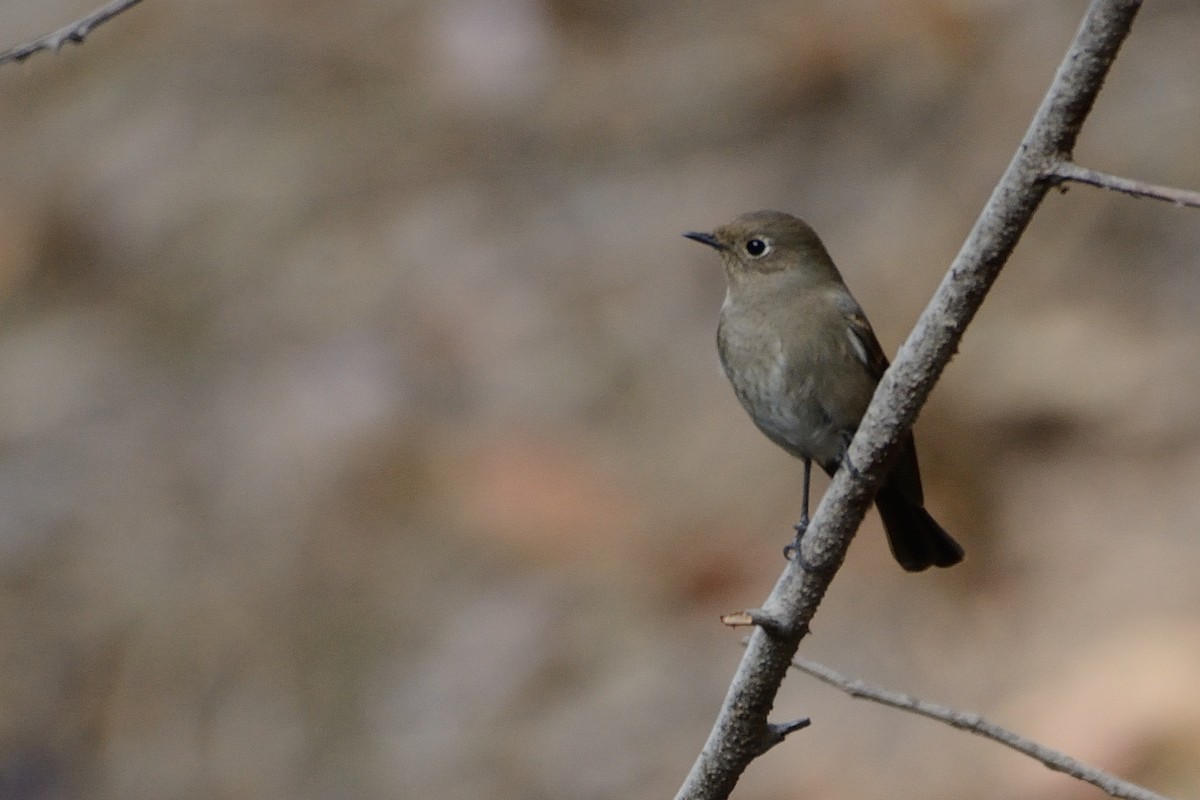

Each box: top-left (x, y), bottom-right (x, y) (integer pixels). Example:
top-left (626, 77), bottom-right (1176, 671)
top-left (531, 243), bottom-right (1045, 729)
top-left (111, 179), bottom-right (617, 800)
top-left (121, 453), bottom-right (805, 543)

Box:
top-left (684, 210), bottom-right (963, 571)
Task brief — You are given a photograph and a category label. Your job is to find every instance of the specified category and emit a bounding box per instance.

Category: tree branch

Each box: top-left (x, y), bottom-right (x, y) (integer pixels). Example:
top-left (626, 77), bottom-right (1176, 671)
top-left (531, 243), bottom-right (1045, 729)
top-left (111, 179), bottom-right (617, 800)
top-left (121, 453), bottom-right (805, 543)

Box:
top-left (0, 0), bottom-right (145, 67)
top-left (1046, 161), bottom-right (1200, 209)
top-left (790, 656), bottom-right (1175, 800)
top-left (674, 2), bottom-right (1146, 798)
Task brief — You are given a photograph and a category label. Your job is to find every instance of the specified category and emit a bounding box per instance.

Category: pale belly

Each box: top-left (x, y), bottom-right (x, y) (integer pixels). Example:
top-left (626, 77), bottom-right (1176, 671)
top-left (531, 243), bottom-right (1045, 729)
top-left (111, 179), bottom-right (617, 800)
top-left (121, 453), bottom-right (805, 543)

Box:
top-left (719, 330), bottom-right (850, 468)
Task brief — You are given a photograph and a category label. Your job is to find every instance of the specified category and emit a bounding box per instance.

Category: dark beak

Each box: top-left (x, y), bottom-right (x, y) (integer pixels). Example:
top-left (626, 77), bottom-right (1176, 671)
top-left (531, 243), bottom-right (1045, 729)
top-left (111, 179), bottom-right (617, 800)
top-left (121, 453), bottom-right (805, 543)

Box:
top-left (682, 231), bottom-right (725, 251)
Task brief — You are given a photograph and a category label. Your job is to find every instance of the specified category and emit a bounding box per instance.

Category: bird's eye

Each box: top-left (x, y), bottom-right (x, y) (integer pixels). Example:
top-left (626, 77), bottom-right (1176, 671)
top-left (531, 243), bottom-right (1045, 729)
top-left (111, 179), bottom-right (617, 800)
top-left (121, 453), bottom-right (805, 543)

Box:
top-left (744, 238), bottom-right (769, 257)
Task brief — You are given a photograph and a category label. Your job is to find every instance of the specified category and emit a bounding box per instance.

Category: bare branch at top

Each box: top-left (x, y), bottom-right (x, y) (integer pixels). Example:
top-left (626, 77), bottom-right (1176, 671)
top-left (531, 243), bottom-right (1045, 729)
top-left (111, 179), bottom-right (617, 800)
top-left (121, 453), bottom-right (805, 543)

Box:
top-left (0, 0), bottom-right (146, 67)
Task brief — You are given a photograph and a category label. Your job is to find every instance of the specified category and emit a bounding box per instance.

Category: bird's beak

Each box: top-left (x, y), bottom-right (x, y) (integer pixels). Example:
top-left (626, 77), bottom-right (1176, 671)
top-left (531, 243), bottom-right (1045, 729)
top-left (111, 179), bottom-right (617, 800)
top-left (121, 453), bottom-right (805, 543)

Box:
top-left (683, 231), bottom-right (725, 251)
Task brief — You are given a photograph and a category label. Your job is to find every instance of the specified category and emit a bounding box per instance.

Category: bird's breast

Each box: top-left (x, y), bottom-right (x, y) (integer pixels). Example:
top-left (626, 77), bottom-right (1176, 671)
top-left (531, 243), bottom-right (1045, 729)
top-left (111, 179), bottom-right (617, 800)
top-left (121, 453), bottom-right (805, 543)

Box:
top-left (717, 305), bottom-right (845, 464)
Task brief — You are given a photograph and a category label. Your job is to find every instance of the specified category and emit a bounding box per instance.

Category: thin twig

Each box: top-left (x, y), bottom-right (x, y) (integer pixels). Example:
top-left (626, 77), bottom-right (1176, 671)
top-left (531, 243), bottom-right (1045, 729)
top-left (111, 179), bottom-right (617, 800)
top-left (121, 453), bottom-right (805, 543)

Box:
top-left (1047, 161), bottom-right (1200, 209)
top-left (0, 0), bottom-right (146, 67)
top-left (674, 2), bottom-right (1147, 799)
top-left (791, 656), bottom-right (1175, 800)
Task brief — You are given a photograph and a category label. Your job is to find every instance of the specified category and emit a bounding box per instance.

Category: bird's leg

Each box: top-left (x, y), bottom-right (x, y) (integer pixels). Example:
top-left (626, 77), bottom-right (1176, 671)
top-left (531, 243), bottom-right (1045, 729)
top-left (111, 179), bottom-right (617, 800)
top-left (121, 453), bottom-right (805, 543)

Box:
top-left (797, 456), bottom-right (812, 532)
top-left (784, 458), bottom-right (812, 560)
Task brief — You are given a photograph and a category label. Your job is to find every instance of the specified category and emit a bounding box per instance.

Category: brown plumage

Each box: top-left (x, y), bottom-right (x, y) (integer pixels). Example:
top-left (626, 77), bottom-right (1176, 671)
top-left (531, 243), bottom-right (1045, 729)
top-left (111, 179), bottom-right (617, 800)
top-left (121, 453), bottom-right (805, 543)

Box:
top-left (685, 210), bottom-right (963, 571)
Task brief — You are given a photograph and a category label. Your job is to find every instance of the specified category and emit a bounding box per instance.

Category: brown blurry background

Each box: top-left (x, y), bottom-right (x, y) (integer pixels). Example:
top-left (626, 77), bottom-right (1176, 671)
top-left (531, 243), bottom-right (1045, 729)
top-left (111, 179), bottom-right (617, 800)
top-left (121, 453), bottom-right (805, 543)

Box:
top-left (1, 1), bottom-right (1199, 798)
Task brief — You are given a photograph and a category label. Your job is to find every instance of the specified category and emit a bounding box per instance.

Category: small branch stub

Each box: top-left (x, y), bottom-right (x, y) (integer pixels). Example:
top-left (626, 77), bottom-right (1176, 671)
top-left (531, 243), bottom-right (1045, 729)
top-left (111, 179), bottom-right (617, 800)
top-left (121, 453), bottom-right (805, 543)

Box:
top-left (719, 612), bottom-right (755, 629)
top-left (758, 718), bottom-right (812, 755)
top-left (720, 609), bottom-right (803, 638)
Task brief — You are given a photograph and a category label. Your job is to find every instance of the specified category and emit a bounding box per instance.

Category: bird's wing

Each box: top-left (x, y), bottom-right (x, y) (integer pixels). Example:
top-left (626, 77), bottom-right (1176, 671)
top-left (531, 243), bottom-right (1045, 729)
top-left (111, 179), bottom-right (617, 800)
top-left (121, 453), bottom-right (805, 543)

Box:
top-left (842, 307), bottom-right (891, 380)
top-left (841, 303), bottom-right (926, 502)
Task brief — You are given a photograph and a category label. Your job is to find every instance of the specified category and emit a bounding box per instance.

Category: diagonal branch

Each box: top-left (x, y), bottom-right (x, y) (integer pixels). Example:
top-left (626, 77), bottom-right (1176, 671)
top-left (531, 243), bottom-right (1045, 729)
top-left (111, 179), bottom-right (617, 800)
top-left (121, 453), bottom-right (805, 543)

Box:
top-left (0, 0), bottom-right (146, 67)
top-left (1046, 161), bottom-right (1200, 209)
top-left (675, 1), bottom-right (1146, 798)
top-left (790, 656), bottom-right (1175, 800)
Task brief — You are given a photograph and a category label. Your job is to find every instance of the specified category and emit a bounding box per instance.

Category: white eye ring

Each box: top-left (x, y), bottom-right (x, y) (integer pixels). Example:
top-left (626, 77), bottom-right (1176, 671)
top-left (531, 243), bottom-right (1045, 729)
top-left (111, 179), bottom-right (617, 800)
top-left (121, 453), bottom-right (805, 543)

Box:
top-left (744, 238), bottom-right (771, 258)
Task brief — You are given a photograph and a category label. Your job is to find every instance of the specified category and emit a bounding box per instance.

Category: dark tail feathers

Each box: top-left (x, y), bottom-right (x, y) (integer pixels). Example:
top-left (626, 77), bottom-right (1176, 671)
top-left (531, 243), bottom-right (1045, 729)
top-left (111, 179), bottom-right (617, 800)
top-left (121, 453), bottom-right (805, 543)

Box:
top-left (874, 483), bottom-right (964, 572)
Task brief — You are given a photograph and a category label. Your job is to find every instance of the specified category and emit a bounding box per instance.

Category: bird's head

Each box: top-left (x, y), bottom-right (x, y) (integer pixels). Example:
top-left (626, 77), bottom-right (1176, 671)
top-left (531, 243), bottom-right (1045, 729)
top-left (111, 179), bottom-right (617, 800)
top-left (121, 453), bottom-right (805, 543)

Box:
top-left (684, 210), bottom-right (841, 284)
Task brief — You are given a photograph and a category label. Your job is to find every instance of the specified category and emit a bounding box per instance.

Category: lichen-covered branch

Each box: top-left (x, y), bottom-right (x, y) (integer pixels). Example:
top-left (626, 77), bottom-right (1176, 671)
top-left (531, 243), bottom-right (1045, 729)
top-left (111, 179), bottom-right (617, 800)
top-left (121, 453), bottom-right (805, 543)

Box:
top-left (675, 2), bottom-right (1146, 798)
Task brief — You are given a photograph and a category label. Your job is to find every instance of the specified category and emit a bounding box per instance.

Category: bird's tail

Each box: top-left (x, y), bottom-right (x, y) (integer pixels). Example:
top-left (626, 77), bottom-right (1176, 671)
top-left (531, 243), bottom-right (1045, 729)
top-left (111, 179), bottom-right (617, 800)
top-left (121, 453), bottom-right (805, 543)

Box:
top-left (874, 482), bottom-right (964, 572)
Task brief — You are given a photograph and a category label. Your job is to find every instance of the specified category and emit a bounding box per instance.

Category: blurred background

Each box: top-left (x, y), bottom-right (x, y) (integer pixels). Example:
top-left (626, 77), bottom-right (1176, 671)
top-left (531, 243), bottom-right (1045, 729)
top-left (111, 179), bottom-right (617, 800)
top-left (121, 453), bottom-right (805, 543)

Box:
top-left (1, 1), bottom-right (1199, 798)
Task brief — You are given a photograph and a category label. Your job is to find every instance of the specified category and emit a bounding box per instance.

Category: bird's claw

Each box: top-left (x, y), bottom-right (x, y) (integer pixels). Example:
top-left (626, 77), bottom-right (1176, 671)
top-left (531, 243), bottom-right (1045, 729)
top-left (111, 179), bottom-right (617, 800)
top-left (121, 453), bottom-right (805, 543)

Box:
top-left (784, 515), bottom-right (809, 560)
top-left (840, 454), bottom-right (864, 481)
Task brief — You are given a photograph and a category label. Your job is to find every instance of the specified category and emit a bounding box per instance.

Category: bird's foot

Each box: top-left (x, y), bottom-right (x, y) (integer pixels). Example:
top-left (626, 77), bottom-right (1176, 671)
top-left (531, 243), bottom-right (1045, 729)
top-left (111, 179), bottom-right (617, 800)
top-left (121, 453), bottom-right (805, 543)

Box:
top-left (784, 515), bottom-right (809, 560)
top-left (840, 453), bottom-right (864, 481)
top-left (786, 516), bottom-right (834, 574)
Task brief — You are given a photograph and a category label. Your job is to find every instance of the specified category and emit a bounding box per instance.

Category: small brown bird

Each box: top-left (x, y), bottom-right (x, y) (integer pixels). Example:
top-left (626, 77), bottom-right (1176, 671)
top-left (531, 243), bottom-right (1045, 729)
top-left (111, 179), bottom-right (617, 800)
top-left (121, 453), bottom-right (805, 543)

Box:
top-left (685, 210), bottom-right (963, 571)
